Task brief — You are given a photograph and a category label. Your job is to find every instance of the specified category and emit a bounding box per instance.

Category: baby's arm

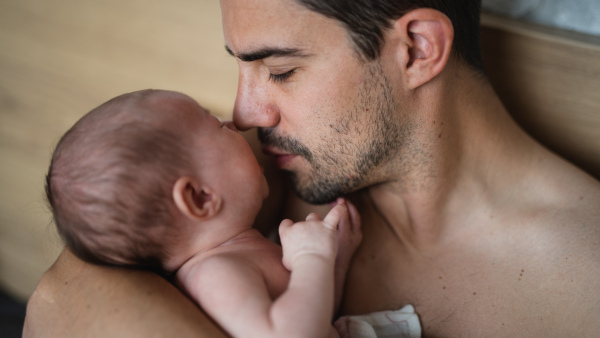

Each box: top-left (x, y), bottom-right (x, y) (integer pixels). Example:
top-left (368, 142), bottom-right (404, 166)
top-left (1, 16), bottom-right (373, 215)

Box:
top-left (273, 203), bottom-right (348, 337)
top-left (179, 205), bottom-right (348, 338)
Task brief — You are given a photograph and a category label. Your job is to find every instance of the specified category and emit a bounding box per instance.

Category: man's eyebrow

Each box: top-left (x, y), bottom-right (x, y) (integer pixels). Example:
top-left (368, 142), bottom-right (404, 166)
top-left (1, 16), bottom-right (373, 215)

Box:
top-left (225, 45), bottom-right (308, 62)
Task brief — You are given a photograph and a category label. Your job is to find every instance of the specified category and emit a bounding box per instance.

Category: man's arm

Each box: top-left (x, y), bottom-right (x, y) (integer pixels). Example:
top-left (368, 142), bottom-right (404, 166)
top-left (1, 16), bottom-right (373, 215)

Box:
top-left (24, 249), bottom-right (227, 337)
top-left (184, 253), bottom-right (339, 338)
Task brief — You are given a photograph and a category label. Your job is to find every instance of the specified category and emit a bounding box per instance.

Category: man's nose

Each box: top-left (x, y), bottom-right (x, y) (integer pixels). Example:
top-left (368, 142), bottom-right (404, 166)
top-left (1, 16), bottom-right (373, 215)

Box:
top-left (232, 72), bottom-right (280, 131)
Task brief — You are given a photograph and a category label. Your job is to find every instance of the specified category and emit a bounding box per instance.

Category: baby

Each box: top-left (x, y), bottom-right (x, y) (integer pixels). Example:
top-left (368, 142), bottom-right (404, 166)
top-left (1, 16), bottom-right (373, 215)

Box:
top-left (45, 89), bottom-right (362, 338)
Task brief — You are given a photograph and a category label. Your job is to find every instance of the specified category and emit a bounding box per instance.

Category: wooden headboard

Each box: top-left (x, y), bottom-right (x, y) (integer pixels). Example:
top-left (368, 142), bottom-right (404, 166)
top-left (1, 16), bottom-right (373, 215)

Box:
top-left (480, 13), bottom-right (600, 179)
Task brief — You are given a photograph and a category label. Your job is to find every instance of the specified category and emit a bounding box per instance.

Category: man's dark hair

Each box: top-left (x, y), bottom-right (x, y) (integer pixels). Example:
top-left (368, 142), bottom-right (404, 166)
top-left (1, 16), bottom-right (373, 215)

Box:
top-left (296, 0), bottom-right (483, 70)
top-left (45, 91), bottom-right (191, 274)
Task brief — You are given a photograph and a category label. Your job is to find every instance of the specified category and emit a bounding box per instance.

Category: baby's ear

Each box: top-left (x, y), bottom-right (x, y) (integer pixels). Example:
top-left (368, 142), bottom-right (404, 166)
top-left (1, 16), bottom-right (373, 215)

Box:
top-left (172, 176), bottom-right (222, 221)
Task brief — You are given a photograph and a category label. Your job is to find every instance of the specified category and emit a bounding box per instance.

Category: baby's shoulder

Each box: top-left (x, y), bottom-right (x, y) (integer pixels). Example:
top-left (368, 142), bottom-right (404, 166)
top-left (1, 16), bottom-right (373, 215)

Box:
top-left (177, 241), bottom-right (289, 302)
top-left (189, 250), bottom-right (261, 276)
top-left (177, 251), bottom-right (262, 292)
top-left (187, 238), bottom-right (282, 274)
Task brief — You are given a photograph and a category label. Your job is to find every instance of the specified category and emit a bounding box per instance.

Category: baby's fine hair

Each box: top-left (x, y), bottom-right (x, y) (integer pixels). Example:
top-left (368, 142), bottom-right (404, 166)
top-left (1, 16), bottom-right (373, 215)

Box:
top-left (46, 90), bottom-right (192, 274)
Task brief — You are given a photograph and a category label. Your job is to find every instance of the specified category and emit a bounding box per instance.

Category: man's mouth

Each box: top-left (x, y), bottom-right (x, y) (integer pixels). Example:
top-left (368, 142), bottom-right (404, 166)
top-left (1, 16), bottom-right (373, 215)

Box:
top-left (261, 145), bottom-right (298, 169)
top-left (258, 128), bottom-right (312, 169)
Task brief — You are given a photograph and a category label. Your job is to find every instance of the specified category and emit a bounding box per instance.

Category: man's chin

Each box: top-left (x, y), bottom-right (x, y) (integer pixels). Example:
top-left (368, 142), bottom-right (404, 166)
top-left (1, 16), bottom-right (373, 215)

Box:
top-left (288, 173), bottom-right (342, 205)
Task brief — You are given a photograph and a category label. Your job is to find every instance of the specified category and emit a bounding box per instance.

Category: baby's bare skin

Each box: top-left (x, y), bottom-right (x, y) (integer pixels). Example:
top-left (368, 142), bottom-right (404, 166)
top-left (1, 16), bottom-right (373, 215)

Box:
top-left (175, 202), bottom-right (361, 338)
top-left (177, 229), bottom-right (290, 299)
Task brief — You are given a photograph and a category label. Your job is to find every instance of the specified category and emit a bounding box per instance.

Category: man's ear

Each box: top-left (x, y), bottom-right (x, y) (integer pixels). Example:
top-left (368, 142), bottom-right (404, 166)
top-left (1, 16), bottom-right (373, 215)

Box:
top-left (388, 8), bottom-right (454, 89)
top-left (172, 176), bottom-right (222, 221)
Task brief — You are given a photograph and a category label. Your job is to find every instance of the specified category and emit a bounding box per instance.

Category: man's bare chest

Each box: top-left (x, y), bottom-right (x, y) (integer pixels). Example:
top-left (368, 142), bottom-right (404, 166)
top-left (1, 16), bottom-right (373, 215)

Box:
top-left (336, 209), bottom-right (578, 336)
top-left (342, 234), bottom-right (600, 336)
top-left (340, 239), bottom-right (549, 336)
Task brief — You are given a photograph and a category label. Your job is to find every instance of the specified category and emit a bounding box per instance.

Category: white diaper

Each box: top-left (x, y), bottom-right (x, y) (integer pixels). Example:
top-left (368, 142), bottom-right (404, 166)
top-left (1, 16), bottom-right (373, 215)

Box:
top-left (334, 305), bottom-right (421, 338)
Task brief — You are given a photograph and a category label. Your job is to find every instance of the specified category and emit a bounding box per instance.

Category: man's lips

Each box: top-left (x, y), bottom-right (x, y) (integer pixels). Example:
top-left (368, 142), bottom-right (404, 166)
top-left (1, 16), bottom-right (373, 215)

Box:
top-left (262, 146), bottom-right (298, 169)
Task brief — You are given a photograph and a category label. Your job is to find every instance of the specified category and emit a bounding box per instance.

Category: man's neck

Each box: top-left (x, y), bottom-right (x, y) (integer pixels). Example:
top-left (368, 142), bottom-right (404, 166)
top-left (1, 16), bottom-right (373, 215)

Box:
top-left (367, 68), bottom-right (541, 249)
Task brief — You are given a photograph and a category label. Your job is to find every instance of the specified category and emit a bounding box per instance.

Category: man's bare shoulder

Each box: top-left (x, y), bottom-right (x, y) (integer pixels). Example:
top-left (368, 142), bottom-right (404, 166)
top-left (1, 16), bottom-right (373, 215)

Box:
top-left (341, 166), bottom-right (600, 336)
top-left (494, 170), bottom-right (600, 335)
top-left (535, 167), bottom-right (600, 247)
top-left (423, 187), bottom-right (600, 336)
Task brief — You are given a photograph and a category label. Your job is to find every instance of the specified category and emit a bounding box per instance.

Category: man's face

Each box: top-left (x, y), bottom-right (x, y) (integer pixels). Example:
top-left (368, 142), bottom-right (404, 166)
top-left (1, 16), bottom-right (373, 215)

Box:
top-left (221, 0), bottom-right (406, 204)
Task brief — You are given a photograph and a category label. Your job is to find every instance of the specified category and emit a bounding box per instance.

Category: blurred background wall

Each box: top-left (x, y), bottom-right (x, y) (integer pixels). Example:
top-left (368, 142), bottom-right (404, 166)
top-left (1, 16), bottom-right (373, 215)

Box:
top-left (0, 0), bottom-right (237, 302)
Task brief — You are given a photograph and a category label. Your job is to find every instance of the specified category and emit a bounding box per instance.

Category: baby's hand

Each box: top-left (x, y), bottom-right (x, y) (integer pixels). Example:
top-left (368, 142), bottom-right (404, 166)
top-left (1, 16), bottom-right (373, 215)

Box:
top-left (279, 204), bottom-right (346, 270)
top-left (331, 198), bottom-right (362, 313)
top-left (333, 198), bottom-right (362, 270)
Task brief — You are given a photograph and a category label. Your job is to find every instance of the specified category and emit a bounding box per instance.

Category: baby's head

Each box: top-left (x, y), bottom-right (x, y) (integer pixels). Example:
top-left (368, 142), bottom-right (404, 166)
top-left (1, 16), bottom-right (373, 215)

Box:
top-left (46, 89), bottom-right (268, 274)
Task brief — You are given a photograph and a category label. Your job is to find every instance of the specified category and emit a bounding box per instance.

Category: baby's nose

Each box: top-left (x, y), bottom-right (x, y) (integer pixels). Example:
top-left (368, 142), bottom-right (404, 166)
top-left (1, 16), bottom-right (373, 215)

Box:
top-left (222, 120), bottom-right (238, 132)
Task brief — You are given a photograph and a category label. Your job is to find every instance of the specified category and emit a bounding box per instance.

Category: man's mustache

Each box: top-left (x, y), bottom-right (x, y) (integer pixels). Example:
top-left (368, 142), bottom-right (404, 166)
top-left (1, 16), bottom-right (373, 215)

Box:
top-left (257, 128), bottom-right (313, 162)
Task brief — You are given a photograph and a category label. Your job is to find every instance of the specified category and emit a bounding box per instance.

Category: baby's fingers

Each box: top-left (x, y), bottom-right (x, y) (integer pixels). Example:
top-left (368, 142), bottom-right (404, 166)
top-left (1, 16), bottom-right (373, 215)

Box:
top-left (305, 213), bottom-right (321, 222)
top-left (323, 204), bottom-right (346, 230)
top-left (278, 219), bottom-right (294, 236)
top-left (346, 200), bottom-right (361, 233)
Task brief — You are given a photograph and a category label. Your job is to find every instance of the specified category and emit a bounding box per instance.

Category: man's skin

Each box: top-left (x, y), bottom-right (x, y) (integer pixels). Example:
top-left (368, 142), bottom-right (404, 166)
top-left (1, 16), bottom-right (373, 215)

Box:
top-left (25, 0), bottom-right (600, 337)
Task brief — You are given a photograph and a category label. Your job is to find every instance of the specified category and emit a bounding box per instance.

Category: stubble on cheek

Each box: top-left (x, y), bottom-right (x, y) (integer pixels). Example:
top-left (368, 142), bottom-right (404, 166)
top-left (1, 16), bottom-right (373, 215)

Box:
top-left (291, 63), bottom-right (403, 204)
top-left (264, 60), bottom-right (420, 204)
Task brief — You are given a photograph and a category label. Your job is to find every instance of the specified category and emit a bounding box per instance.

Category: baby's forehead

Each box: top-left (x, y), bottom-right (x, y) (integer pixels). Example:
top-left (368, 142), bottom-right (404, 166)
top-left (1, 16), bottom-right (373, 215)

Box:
top-left (110, 90), bottom-right (209, 128)
top-left (56, 90), bottom-right (209, 163)
top-left (138, 91), bottom-right (204, 117)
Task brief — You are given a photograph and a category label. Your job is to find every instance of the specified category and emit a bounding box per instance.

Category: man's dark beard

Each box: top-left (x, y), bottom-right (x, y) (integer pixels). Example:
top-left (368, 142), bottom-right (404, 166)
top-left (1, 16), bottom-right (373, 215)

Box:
top-left (258, 62), bottom-right (400, 205)
top-left (258, 127), bottom-right (347, 204)
top-left (258, 128), bottom-right (313, 164)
